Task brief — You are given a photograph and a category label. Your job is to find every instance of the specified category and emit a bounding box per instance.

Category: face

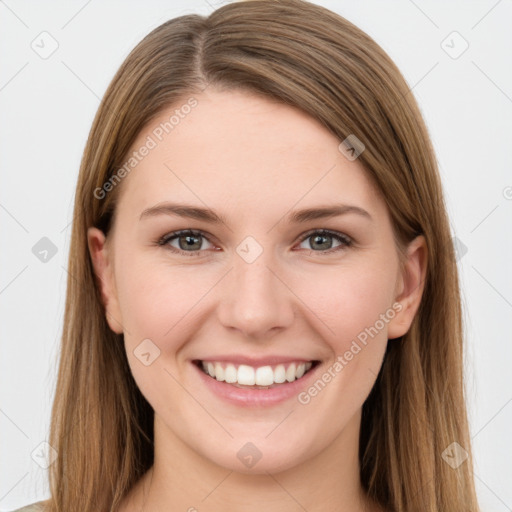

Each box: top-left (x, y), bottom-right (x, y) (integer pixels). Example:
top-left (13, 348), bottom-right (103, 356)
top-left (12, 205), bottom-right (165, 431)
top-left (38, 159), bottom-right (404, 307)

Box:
top-left (88, 88), bottom-right (425, 475)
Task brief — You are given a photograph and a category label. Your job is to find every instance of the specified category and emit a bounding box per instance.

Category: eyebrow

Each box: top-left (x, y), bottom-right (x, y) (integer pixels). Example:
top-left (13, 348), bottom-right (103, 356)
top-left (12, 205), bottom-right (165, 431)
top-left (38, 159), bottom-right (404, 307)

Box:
top-left (139, 202), bottom-right (372, 224)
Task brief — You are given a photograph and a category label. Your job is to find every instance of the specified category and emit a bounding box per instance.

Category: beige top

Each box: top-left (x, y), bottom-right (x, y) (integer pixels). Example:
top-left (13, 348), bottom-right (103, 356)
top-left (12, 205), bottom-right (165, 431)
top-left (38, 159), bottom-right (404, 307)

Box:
top-left (9, 502), bottom-right (46, 512)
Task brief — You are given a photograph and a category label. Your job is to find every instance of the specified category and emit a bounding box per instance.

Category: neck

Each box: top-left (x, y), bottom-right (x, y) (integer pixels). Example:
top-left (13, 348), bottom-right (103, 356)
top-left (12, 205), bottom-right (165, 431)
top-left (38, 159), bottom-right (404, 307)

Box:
top-left (121, 409), bottom-right (381, 512)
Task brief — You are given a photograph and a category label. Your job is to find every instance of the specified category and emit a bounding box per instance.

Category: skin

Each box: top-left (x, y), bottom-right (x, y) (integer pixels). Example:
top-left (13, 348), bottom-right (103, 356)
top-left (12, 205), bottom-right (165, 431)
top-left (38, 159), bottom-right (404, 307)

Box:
top-left (88, 88), bottom-right (427, 512)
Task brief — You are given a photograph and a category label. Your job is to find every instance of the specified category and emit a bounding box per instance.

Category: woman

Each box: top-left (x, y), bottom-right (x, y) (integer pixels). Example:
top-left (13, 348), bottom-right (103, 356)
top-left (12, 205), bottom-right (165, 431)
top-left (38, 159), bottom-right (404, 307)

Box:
top-left (13, 0), bottom-right (481, 510)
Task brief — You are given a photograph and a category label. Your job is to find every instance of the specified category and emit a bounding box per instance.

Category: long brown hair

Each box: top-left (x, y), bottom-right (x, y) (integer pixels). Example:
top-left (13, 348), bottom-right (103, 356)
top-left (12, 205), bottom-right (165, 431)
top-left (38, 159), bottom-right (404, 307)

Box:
top-left (44, 1), bottom-right (480, 510)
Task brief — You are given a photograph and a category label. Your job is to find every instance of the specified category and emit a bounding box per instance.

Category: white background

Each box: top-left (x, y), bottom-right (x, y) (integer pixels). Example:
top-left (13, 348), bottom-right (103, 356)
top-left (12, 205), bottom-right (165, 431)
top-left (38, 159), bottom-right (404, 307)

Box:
top-left (1, 0), bottom-right (511, 510)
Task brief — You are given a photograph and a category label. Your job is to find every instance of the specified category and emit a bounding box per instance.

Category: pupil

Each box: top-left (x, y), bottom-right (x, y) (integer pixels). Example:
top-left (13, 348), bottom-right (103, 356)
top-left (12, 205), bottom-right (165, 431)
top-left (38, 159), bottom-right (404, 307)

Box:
top-left (312, 234), bottom-right (331, 250)
top-left (181, 234), bottom-right (200, 250)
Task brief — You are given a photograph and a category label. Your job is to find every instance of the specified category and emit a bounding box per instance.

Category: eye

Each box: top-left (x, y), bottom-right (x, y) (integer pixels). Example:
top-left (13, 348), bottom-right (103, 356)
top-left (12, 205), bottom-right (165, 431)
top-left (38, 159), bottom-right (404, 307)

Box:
top-left (157, 229), bottom-right (216, 257)
top-left (296, 229), bottom-right (352, 255)
top-left (157, 228), bottom-right (352, 257)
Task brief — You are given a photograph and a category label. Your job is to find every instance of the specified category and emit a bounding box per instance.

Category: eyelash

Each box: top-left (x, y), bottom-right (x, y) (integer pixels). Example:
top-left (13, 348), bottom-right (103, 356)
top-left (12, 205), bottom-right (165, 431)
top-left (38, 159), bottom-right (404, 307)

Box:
top-left (156, 228), bottom-right (352, 257)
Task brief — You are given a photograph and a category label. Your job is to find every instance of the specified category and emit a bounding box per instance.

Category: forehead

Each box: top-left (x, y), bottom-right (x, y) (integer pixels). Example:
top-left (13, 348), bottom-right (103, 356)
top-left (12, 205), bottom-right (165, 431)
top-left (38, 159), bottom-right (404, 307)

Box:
top-left (114, 89), bottom-right (384, 225)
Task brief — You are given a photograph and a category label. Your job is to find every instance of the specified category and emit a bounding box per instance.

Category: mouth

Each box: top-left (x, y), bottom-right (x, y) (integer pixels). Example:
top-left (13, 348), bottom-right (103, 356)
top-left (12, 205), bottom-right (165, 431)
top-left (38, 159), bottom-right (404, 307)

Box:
top-left (192, 359), bottom-right (321, 390)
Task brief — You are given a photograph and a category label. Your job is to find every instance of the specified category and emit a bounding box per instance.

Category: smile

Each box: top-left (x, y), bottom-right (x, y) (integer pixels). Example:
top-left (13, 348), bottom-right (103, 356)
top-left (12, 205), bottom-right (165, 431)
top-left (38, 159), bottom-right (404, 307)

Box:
top-left (194, 359), bottom-right (320, 389)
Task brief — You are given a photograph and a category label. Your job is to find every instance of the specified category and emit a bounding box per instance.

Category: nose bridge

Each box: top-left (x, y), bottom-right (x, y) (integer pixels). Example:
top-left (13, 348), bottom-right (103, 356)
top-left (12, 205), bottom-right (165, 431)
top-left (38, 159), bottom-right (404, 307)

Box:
top-left (217, 235), bottom-right (294, 338)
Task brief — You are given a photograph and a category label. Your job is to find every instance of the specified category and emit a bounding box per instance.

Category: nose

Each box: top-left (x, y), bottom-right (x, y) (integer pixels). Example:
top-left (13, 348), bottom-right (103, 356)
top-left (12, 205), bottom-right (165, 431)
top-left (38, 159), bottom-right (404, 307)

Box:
top-left (216, 246), bottom-right (296, 340)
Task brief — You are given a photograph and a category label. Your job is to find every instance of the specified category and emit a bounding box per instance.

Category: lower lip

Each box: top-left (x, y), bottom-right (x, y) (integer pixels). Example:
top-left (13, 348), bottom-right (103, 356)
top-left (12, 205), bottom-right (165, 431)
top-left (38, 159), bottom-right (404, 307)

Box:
top-left (192, 361), bottom-right (321, 407)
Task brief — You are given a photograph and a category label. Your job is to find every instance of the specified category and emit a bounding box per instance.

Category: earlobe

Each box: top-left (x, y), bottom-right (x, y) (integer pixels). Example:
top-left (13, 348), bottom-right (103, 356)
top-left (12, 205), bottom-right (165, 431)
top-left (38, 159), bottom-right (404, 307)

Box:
top-left (87, 227), bottom-right (124, 334)
top-left (387, 235), bottom-right (428, 340)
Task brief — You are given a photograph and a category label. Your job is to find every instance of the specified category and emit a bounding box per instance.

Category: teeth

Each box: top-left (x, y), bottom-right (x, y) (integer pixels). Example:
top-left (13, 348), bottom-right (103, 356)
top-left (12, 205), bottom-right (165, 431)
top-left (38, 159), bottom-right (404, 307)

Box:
top-left (255, 366), bottom-right (274, 386)
top-left (214, 363), bottom-right (225, 382)
top-left (238, 365), bottom-right (255, 385)
top-left (225, 364), bottom-right (237, 383)
top-left (285, 363), bottom-right (296, 382)
top-left (200, 360), bottom-right (314, 386)
top-left (274, 364), bottom-right (286, 383)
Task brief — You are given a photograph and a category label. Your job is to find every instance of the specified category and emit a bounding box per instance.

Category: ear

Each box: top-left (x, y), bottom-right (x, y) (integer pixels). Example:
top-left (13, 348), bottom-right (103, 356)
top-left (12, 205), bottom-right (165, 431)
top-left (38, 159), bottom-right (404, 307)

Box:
top-left (87, 227), bottom-right (124, 334)
top-left (387, 235), bottom-right (428, 340)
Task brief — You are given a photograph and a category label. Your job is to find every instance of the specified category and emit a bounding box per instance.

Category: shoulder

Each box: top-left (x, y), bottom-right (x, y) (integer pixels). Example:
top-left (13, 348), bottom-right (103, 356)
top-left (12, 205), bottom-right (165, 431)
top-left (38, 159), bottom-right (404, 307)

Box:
top-left (9, 501), bottom-right (46, 512)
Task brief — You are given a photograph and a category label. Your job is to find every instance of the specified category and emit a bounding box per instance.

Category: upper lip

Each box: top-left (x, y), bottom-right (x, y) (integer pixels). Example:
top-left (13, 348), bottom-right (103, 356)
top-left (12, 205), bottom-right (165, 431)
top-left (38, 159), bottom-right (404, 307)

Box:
top-left (194, 355), bottom-right (320, 367)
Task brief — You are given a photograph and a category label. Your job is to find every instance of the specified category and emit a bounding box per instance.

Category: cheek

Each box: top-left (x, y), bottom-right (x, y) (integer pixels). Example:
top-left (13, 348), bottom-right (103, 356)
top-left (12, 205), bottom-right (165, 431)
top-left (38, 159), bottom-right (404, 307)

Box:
top-left (292, 267), bottom-right (395, 428)
top-left (304, 261), bottom-right (398, 351)
top-left (114, 256), bottom-right (203, 411)
top-left (114, 252), bottom-right (202, 340)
